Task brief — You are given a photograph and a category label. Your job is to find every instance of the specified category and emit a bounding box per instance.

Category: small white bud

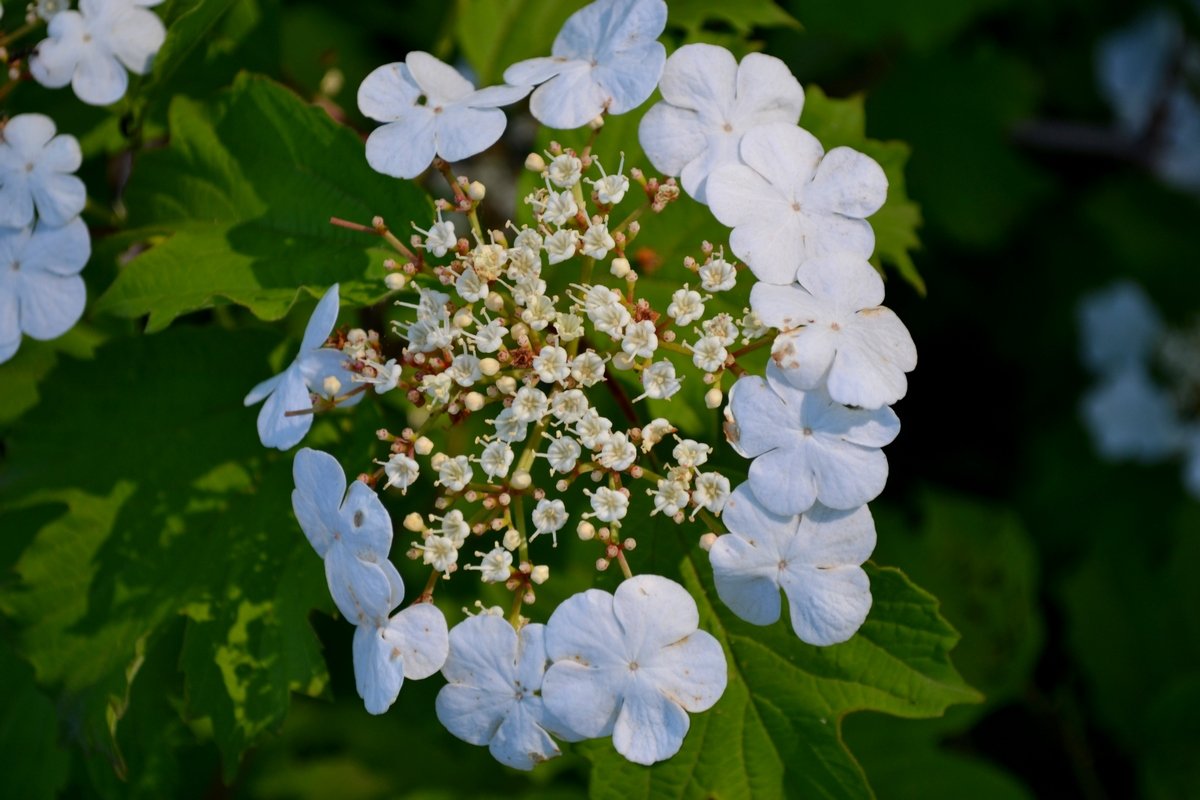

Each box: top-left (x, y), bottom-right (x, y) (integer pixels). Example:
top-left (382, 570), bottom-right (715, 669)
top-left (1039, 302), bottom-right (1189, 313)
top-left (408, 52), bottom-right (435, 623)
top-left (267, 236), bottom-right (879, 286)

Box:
top-left (699, 532), bottom-right (718, 551)
top-left (510, 469), bottom-right (532, 490)
top-left (502, 527), bottom-right (521, 550)
top-left (485, 292), bottom-right (505, 312)
top-left (496, 375), bottom-right (517, 395)
top-left (453, 309), bottom-right (474, 329)
top-left (530, 565), bottom-right (550, 584)
top-left (577, 520), bottom-right (596, 541)
top-left (403, 512), bottom-right (425, 532)
top-left (467, 181), bottom-right (487, 201)
top-left (705, 387), bottom-right (724, 409)
top-left (414, 436), bottom-right (434, 455)
top-left (610, 257), bottom-right (631, 278)
top-left (384, 272), bottom-right (407, 290)
top-left (588, 114), bottom-right (605, 130)
top-left (525, 153), bottom-right (547, 172)
top-left (322, 376), bottom-right (342, 396)
top-left (479, 357), bottom-right (501, 376)
top-left (464, 391), bottom-right (486, 411)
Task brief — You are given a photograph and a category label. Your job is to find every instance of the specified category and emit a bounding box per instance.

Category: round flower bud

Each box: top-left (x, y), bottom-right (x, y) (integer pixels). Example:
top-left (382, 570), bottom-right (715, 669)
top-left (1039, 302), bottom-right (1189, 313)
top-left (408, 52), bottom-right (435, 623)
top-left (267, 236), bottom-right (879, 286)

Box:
top-left (479, 357), bottom-right (501, 376)
top-left (502, 527), bottom-right (521, 550)
top-left (385, 272), bottom-right (407, 290)
top-left (510, 469), bottom-right (532, 490)
top-left (453, 309), bottom-right (474, 329)
top-left (430, 452), bottom-right (448, 469)
top-left (464, 391), bottom-right (486, 412)
top-left (612, 352), bottom-right (634, 371)
top-left (588, 115), bottom-right (605, 130)
top-left (496, 376), bottom-right (517, 395)
top-left (525, 153), bottom-right (547, 172)
top-left (610, 257), bottom-right (631, 278)
top-left (699, 532), bottom-right (718, 551)
top-left (577, 520), bottom-right (596, 541)
top-left (595, 558), bottom-right (610, 571)
top-left (414, 436), bottom-right (434, 455)
top-left (467, 181), bottom-right (487, 201)
top-left (530, 565), bottom-right (550, 584)
top-left (403, 512), bottom-right (425, 532)
top-left (485, 292), bottom-right (505, 312)
top-left (705, 387), bottom-right (724, 409)
top-left (322, 376), bottom-right (342, 396)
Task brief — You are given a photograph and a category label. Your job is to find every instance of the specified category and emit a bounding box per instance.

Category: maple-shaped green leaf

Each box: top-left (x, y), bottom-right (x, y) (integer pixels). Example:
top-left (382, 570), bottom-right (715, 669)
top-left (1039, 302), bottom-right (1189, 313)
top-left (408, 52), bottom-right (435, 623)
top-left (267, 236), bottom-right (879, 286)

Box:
top-left (95, 73), bottom-right (429, 331)
top-left (581, 560), bottom-right (980, 799)
top-left (454, 0), bottom-right (578, 86)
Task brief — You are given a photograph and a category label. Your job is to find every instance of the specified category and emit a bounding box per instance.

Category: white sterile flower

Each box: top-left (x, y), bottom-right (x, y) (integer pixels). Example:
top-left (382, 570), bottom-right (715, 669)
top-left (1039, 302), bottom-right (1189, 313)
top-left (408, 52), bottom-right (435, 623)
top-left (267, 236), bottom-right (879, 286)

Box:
top-left (572, 351), bottom-right (607, 386)
top-left (1077, 280), bottom-right (1164, 375)
top-left (512, 386), bottom-right (549, 423)
top-left (1082, 367), bottom-right (1184, 461)
top-left (479, 440), bottom-right (515, 480)
top-left (640, 418), bottom-right (675, 451)
top-left (708, 123), bottom-right (888, 283)
top-left (546, 435), bottom-right (582, 473)
top-left (291, 448), bottom-right (403, 625)
top-left (0, 219), bottom-right (90, 364)
top-left (492, 407), bottom-right (530, 443)
top-left (586, 487), bottom-right (628, 522)
top-left (591, 302), bottom-right (631, 340)
top-left (414, 211), bottom-right (457, 257)
top-left (456, 266), bottom-right (489, 303)
top-left (751, 252), bottom-right (917, 410)
top-left (668, 287), bottom-right (705, 325)
top-left (545, 229), bottom-right (580, 264)
top-left (521, 294), bottom-right (558, 331)
top-left (547, 153), bottom-right (583, 188)
top-left (703, 312), bottom-right (739, 346)
top-left (575, 408), bottom-right (613, 449)
top-left (621, 319), bottom-right (658, 358)
top-left (449, 352), bottom-right (482, 386)
top-left (710, 483), bottom-right (875, 645)
top-left (690, 335), bottom-right (728, 374)
top-left (469, 546), bottom-right (514, 583)
top-left (437, 454), bottom-right (474, 492)
top-left (543, 189), bottom-right (579, 227)
top-left (30, 0), bottom-right (166, 107)
top-left (581, 221), bottom-right (615, 259)
top-left (672, 439), bottom-right (710, 468)
top-left (380, 453), bottom-right (420, 493)
top-left (533, 345), bottom-right (571, 384)
top-left (354, 603), bottom-right (449, 715)
top-left (551, 389), bottom-right (589, 423)
top-left (245, 284), bottom-right (361, 451)
top-left (598, 432), bottom-right (637, 471)
top-left (542, 575), bottom-right (727, 765)
top-left (638, 360), bottom-right (681, 401)
top-left (358, 52), bottom-right (530, 179)
top-left (650, 479), bottom-right (689, 516)
top-left (531, 498), bottom-right (569, 545)
top-left (639, 43), bottom-right (805, 204)
top-left (555, 311), bottom-right (585, 342)
top-left (727, 363), bottom-right (900, 515)
top-left (691, 472), bottom-right (730, 514)
top-left (586, 154), bottom-right (630, 204)
top-left (437, 615), bottom-right (569, 770)
top-left (472, 318), bottom-right (508, 353)
top-left (439, 509), bottom-right (471, 548)
top-left (503, 0), bottom-right (668, 130)
top-left (698, 256), bottom-right (737, 292)
top-left (0, 114), bottom-right (86, 227)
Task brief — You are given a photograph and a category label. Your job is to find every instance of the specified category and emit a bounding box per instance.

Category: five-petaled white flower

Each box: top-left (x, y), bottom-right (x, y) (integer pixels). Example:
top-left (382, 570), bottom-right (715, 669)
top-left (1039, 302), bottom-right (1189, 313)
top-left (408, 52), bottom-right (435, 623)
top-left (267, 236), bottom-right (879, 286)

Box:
top-left (503, 0), bottom-right (667, 130)
top-left (358, 51), bottom-right (531, 179)
top-left (542, 574), bottom-right (727, 765)
top-left (291, 448), bottom-right (404, 625)
top-left (708, 123), bottom-right (888, 284)
top-left (30, 0), bottom-right (167, 107)
top-left (751, 252), bottom-right (916, 409)
top-left (726, 362), bottom-right (900, 516)
top-left (354, 603), bottom-right (449, 715)
top-left (709, 483), bottom-right (875, 646)
top-left (0, 114), bottom-right (86, 228)
top-left (244, 284), bottom-right (361, 450)
top-left (436, 615), bottom-right (571, 770)
top-left (0, 219), bottom-right (90, 364)
top-left (639, 44), bottom-right (805, 204)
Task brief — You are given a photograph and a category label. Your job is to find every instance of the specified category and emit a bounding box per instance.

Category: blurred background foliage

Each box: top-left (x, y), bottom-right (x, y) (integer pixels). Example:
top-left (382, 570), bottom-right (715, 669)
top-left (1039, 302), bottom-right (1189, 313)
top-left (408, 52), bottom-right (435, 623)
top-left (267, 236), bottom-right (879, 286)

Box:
top-left (1, 0), bottom-right (1198, 798)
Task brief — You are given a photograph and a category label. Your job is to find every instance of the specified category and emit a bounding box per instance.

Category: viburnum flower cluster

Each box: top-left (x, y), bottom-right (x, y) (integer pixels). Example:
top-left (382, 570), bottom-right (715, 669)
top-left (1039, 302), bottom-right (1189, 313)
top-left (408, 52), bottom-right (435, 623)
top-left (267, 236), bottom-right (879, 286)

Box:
top-left (1, 1), bottom-right (170, 363)
top-left (247, 0), bottom-right (918, 770)
top-left (1078, 281), bottom-right (1200, 497)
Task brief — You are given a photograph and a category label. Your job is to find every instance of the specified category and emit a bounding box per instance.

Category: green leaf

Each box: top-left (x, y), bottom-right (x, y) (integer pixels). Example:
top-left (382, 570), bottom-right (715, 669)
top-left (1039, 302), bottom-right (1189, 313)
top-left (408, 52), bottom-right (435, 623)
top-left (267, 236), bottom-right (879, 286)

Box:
top-left (0, 326), bottom-right (335, 778)
top-left (668, 0), bottom-right (800, 36)
top-left (582, 560), bottom-right (980, 799)
top-left (96, 73), bottom-right (429, 331)
top-left (0, 640), bottom-right (71, 800)
top-left (801, 87), bottom-right (925, 294)
top-left (0, 325), bottom-right (104, 428)
top-left (150, 0), bottom-right (242, 91)
top-left (454, 0), bottom-right (578, 86)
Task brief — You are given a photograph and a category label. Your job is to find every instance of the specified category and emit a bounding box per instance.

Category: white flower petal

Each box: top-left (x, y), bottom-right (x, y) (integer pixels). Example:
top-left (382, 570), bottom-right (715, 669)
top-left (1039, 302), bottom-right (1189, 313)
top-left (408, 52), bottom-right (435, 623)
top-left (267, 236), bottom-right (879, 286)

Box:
top-left (793, 503), bottom-right (876, 568)
top-left (300, 283), bottom-right (340, 350)
top-left (657, 43), bottom-right (738, 111)
top-left (726, 374), bottom-right (788, 458)
top-left (435, 105), bottom-right (506, 162)
top-left (806, 438), bottom-right (889, 510)
top-left (28, 173), bottom-right (86, 229)
top-left (796, 252), bottom-right (885, 311)
top-left (0, 290), bottom-right (21, 364)
top-left (503, 56), bottom-right (570, 87)
top-left (739, 123), bottom-right (823, 198)
top-left (610, 678), bottom-right (691, 765)
top-left (340, 480), bottom-right (394, 560)
top-left (20, 218), bottom-right (90, 276)
top-left (638, 102), bottom-right (705, 178)
top-left (734, 52), bottom-right (805, 123)
top-left (646, 630), bottom-right (726, 712)
top-left (527, 62), bottom-right (609, 129)
top-left (441, 614), bottom-right (520, 691)
top-left (490, 701), bottom-right (561, 770)
top-left (243, 372), bottom-right (282, 407)
top-left (73, 49), bottom-right (129, 106)
top-left (17, 270), bottom-right (84, 340)
top-left (466, 83), bottom-right (532, 108)
top-left (827, 310), bottom-right (916, 409)
top-left (710, 530), bottom-right (782, 626)
top-left (2, 113), bottom-right (57, 158)
top-left (0, 178), bottom-right (33, 228)
top-left (256, 364), bottom-right (313, 450)
top-left (353, 622), bottom-right (404, 715)
top-left (544, 588), bottom-right (626, 668)
top-left (612, 574), bottom-right (699, 656)
top-left (384, 602), bottom-right (449, 679)
top-left (290, 447), bottom-right (347, 557)
top-left (805, 146), bottom-right (887, 218)
top-left (747, 445), bottom-right (819, 516)
top-left (30, 14), bottom-right (85, 89)
top-left (780, 564), bottom-right (871, 646)
top-left (406, 51), bottom-right (474, 104)
top-left (1082, 367), bottom-right (1184, 460)
top-left (541, 660), bottom-right (624, 739)
top-left (364, 114), bottom-right (438, 179)
top-left (593, 42), bottom-right (665, 115)
top-left (357, 62), bottom-right (420, 122)
top-left (108, 6), bottom-right (166, 75)
top-left (325, 545), bottom-right (396, 625)
top-left (552, 0), bottom-right (667, 60)
top-left (436, 683), bottom-right (510, 746)
top-left (1077, 281), bottom-right (1163, 375)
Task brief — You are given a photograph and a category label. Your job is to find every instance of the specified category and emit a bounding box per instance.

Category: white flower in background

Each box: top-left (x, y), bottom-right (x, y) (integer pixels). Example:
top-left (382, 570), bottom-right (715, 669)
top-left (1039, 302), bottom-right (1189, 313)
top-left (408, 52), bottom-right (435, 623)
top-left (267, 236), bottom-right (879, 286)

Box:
top-left (358, 51), bottom-right (530, 179)
top-left (30, 0), bottom-right (167, 107)
top-left (437, 455), bottom-right (474, 492)
top-left (503, 0), bottom-right (667, 129)
top-left (0, 114), bottom-right (86, 228)
top-left (380, 453), bottom-right (420, 493)
top-left (708, 123), bottom-right (888, 284)
top-left (1077, 280), bottom-right (1163, 375)
top-left (37, 0), bottom-right (71, 23)
top-left (1184, 429), bottom-right (1200, 499)
top-left (0, 219), bottom-right (90, 364)
top-left (710, 483), bottom-right (875, 645)
top-left (639, 44), bottom-right (805, 204)
top-left (468, 546), bottom-right (514, 583)
top-left (291, 448), bottom-right (404, 625)
top-left (1082, 367), bottom-right (1184, 461)
top-left (751, 253), bottom-right (917, 409)
top-left (354, 603), bottom-right (449, 715)
top-left (727, 362), bottom-right (900, 515)
top-left (531, 498), bottom-right (568, 544)
top-left (244, 284), bottom-right (361, 451)
top-left (542, 575), bottom-right (727, 765)
top-left (437, 615), bottom-right (571, 770)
